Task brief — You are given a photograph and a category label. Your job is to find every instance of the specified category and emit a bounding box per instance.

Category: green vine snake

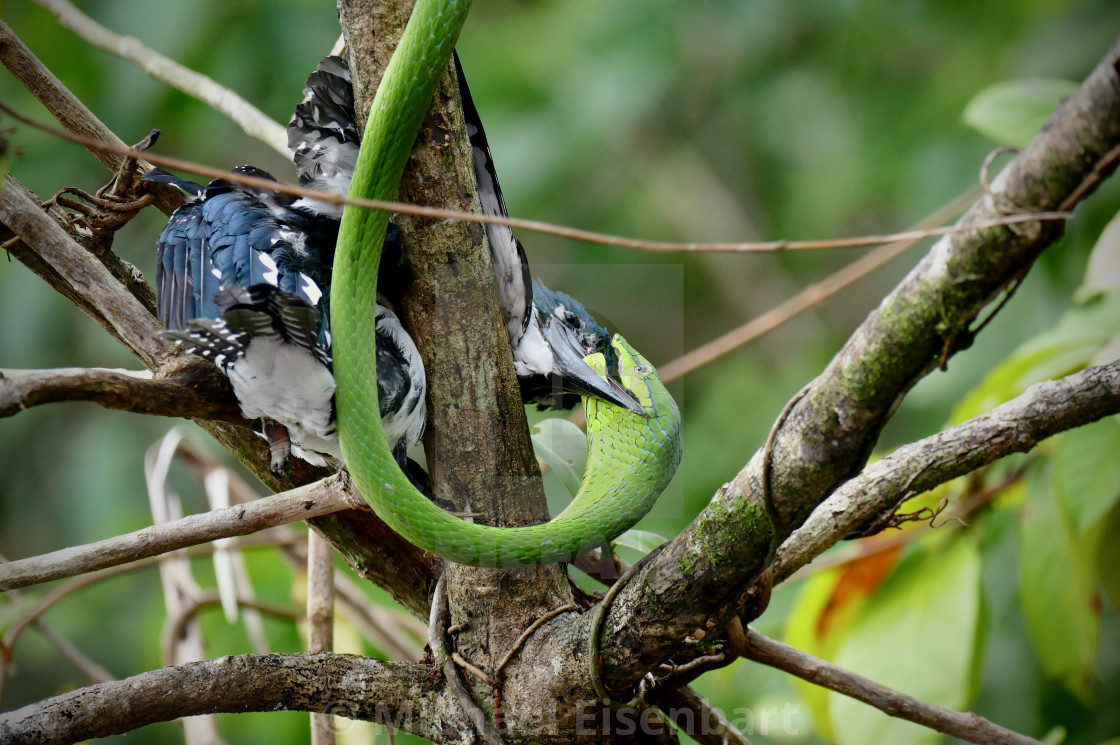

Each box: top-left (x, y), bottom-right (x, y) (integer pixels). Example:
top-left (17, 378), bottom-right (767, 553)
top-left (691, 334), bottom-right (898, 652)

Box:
top-left (331, 0), bottom-right (683, 568)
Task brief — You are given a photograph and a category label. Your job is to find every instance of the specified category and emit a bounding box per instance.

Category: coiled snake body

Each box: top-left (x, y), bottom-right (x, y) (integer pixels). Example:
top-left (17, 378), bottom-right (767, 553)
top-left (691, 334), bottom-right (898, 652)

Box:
top-left (332, 0), bottom-right (682, 568)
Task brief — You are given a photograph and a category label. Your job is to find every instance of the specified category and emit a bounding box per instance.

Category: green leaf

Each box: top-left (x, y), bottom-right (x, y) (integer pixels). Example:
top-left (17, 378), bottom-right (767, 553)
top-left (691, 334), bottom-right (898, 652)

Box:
top-left (1043, 727), bottom-right (1069, 745)
top-left (1053, 417), bottom-right (1120, 535)
top-left (610, 529), bottom-right (666, 556)
top-left (962, 78), bottom-right (1079, 147)
top-left (529, 417), bottom-right (588, 497)
top-left (953, 291), bottom-right (1120, 423)
top-left (831, 538), bottom-right (981, 745)
top-left (1097, 502), bottom-right (1120, 614)
top-left (1075, 210), bottom-right (1120, 303)
top-left (785, 569), bottom-right (845, 744)
top-left (1019, 461), bottom-right (1102, 704)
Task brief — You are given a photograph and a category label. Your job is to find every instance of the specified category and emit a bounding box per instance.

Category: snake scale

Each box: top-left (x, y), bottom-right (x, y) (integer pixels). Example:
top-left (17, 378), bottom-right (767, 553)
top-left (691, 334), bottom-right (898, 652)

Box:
top-left (331, 0), bottom-right (682, 568)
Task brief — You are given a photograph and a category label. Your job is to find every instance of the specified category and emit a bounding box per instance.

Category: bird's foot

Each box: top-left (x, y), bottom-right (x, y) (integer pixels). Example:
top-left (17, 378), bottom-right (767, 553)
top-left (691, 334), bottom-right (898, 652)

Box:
top-left (262, 419), bottom-right (292, 476)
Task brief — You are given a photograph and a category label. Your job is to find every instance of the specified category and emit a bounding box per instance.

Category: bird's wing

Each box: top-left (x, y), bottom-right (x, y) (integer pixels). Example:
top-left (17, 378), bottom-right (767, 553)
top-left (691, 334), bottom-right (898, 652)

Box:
top-left (200, 179), bottom-right (322, 306)
top-left (155, 199), bottom-right (214, 330)
top-left (454, 53), bottom-right (534, 350)
top-left (289, 55), bottom-right (360, 214)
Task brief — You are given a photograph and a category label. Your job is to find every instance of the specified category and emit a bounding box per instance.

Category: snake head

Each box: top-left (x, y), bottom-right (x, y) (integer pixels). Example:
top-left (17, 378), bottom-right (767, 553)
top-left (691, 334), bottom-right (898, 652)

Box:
top-left (582, 334), bottom-right (672, 420)
top-left (580, 349), bottom-right (643, 416)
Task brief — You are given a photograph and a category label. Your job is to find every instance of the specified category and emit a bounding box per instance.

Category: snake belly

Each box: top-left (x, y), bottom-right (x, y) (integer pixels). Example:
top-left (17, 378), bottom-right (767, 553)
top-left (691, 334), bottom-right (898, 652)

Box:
top-left (331, 0), bottom-right (683, 568)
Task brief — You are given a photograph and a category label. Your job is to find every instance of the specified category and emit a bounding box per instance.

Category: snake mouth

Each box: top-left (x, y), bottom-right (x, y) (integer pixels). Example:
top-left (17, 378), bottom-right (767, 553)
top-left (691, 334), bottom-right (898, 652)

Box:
top-left (545, 321), bottom-right (647, 415)
top-left (602, 372), bottom-right (650, 417)
top-left (608, 334), bottom-right (658, 419)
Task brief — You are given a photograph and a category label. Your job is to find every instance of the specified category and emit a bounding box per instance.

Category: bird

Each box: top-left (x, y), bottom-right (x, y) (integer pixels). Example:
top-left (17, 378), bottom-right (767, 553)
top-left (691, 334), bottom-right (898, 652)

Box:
top-left (150, 53), bottom-right (640, 477)
top-left (292, 6), bottom-right (682, 570)
top-left (150, 166), bottom-right (425, 477)
top-left (290, 53), bottom-right (644, 415)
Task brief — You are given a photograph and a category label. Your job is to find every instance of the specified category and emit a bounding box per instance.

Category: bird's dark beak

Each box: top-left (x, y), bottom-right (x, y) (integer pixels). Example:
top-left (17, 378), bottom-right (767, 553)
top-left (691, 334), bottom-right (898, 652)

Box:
top-left (544, 320), bottom-right (647, 416)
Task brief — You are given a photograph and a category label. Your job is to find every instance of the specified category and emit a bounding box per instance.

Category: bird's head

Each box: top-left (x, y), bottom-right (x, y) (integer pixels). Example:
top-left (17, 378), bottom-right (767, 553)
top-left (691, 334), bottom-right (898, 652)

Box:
top-left (533, 284), bottom-right (646, 415)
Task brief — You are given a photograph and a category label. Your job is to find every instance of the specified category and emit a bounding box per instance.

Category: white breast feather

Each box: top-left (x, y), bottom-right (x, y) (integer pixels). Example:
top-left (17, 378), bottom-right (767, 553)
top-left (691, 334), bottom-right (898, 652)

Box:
top-left (376, 305), bottom-right (427, 451)
top-left (512, 307), bottom-right (553, 377)
top-left (227, 338), bottom-right (341, 461)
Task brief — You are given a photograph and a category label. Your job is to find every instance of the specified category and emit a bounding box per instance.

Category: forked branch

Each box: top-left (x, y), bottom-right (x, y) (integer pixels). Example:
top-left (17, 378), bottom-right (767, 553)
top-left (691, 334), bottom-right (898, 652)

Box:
top-left (770, 357), bottom-right (1120, 583)
top-left (600, 33), bottom-right (1120, 690)
top-left (0, 475), bottom-right (360, 590)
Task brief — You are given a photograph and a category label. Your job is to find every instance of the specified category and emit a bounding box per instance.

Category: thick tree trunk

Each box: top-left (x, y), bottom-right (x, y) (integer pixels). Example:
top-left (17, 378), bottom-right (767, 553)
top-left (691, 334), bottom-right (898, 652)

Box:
top-left (339, 0), bottom-right (581, 739)
top-left (2, 4), bottom-right (1118, 742)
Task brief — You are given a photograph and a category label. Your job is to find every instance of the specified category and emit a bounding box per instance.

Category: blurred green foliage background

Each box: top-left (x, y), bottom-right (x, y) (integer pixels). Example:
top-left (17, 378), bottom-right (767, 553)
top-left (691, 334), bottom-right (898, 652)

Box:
top-left (2, 1), bottom-right (1119, 743)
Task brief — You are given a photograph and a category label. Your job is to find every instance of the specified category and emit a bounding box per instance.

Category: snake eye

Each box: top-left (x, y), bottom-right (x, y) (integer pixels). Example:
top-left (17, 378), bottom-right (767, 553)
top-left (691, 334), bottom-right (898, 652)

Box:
top-left (634, 364), bottom-right (652, 375)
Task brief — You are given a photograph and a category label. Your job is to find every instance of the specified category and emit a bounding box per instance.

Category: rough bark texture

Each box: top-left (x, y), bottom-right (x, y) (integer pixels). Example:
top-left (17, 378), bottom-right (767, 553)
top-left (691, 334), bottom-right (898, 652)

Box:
top-left (339, 2), bottom-right (578, 737)
top-left (0, 654), bottom-right (466, 745)
top-left (3, 8), bottom-right (1120, 745)
top-left (593, 34), bottom-right (1120, 691)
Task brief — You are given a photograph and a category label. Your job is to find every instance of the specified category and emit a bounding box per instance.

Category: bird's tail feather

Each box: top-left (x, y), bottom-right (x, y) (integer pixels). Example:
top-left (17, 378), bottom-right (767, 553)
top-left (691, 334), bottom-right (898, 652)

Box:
top-left (288, 56), bottom-right (359, 205)
top-left (215, 285), bottom-right (331, 364)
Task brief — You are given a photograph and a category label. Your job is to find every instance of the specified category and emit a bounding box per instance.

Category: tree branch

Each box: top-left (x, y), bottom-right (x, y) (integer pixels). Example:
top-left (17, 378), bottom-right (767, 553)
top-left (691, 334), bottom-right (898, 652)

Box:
top-left (771, 356), bottom-right (1120, 583)
top-left (658, 686), bottom-right (754, 745)
top-left (0, 475), bottom-right (361, 590)
top-left (599, 34), bottom-right (1120, 689)
top-left (764, 37), bottom-right (1120, 538)
top-left (428, 575), bottom-right (504, 745)
top-left (0, 174), bottom-right (173, 370)
top-left (26, 622), bottom-right (115, 685)
top-left (0, 366), bottom-right (241, 422)
top-left (338, 0), bottom-right (548, 523)
top-left (26, 0), bottom-right (289, 156)
top-left (301, 507), bottom-right (437, 620)
top-left (307, 532), bottom-right (337, 745)
top-left (2, 171), bottom-right (438, 618)
top-left (0, 21), bottom-right (183, 216)
top-left (307, 532), bottom-right (336, 654)
top-left (338, 4), bottom-right (576, 738)
top-left (739, 628), bottom-right (1044, 745)
top-left (2, 539), bottom-right (294, 658)
top-left (0, 654), bottom-right (460, 745)
top-left (0, 577), bottom-right (115, 710)
top-left (160, 592), bottom-right (301, 669)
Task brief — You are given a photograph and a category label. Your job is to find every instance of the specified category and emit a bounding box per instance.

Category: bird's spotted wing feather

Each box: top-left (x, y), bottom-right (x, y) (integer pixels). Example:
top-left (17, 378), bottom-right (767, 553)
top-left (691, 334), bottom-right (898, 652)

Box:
top-left (213, 285), bottom-right (331, 366)
top-left (162, 318), bottom-right (247, 372)
top-left (289, 56), bottom-right (360, 215)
